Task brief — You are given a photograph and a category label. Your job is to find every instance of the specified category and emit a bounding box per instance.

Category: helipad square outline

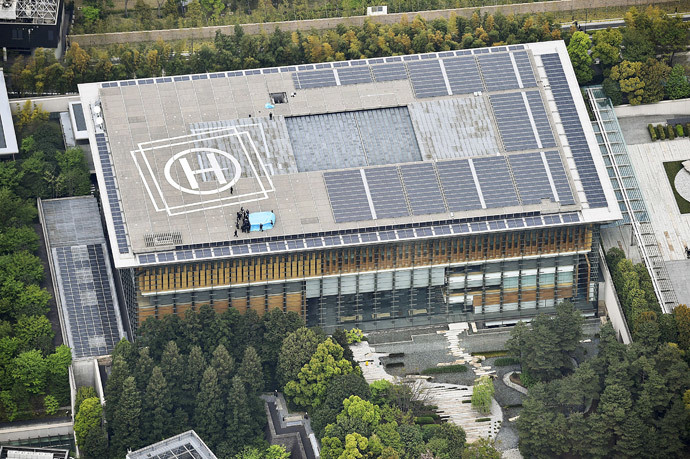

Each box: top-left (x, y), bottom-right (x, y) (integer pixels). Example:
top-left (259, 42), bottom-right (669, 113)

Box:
top-left (131, 128), bottom-right (275, 216)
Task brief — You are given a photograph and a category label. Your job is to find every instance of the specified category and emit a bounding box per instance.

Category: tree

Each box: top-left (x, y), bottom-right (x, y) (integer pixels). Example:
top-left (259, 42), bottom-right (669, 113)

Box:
top-left (674, 304), bottom-right (690, 351)
top-left (160, 341), bottom-right (185, 401)
top-left (182, 345), bottom-right (206, 414)
top-left (461, 438), bottom-right (499, 458)
top-left (12, 349), bottom-right (46, 394)
top-left (665, 65), bottom-right (690, 100)
top-left (611, 60), bottom-right (645, 105)
top-left (639, 58), bottom-right (670, 104)
top-left (591, 28), bottom-right (622, 73)
top-left (111, 376), bottom-right (142, 457)
top-left (222, 376), bottom-right (254, 454)
top-left (143, 366), bottom-right (171, 443)
top-left (284, 338), bottom-right (355, 409)
top-left (260, 309), bottom-right (304, 387)
top-left (105, 355), bottom-right (130, 426)
top-left (567, 31), bottom-right (593, 84)
top-left (238, 346), bottom-right (264, 396)
top-left (44, 394), bottom-right (58, 414)
top-left (75, 397), bottom-right (103, 447)
top-left (135, 347), bottom-right (154, 393)
top-left (211, 343), bottom-right (234, 396)
top-left (0, 188), bottom-right (36, 231)
top-left (276, 326), bottom-right (324, 388)
top-left (311, 372), bottom-right (372, 437)
top-left (331, 328), bottom-right (354, 362)
top-left (471, 376), bottom-right (494, 414)
top-left (602, 78), bottom-right (623, 105)
top-left (0, 251), bottom-right (44, 285)
top-left (195, 367), bottom-right (225, 448)
top-left (428, 423), bottom-right (467, 459)
top-left (0, 226), bottom-right (39, 254)
top-left (75, 386), bottom-right (98, 415)
top-left (46, 345), bottom-right (72, 405)
top-left (14, 314), bottom-right (54, 354)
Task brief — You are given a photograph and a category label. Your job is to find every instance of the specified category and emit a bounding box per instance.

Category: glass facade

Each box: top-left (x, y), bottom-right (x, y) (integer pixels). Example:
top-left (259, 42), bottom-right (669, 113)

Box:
top-left (124, 224), bottom-right (598, 332)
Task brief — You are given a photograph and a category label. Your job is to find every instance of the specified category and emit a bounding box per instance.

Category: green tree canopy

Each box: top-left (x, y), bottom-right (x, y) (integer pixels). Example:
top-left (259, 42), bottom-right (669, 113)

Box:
top-left (567, 31), bottom-right (593, 84)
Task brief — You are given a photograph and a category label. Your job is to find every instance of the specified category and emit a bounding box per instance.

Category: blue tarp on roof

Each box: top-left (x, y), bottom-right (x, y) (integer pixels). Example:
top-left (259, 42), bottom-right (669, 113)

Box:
top-left (249, 212), bottom-right (276, 232)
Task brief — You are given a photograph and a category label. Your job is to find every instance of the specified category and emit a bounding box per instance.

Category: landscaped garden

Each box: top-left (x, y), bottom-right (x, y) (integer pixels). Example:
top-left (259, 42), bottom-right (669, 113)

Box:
top-left (662, 160), bottom-right (690, 214)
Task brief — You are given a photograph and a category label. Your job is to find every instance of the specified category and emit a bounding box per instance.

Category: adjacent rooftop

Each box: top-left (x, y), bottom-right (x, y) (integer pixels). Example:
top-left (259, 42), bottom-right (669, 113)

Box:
top-left (77, 40), bottom-right (620, 268)
top-left (126, 430), bottom-right (217, 459)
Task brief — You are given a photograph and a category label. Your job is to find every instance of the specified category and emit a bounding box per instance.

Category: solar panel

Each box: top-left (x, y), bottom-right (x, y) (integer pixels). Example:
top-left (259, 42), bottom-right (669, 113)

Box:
top-left (364, 167), bottom-right (410, 219)
top-left (323, 170), bottom-right (373, 223)
top-left (95, 133), bottom-right (128, 254)
top-left (337, 66), bottom-right (373, 85)
top-left (472, 156), bottom-right (520, 208)
top-left (371, 63), bottom-right (408, 82)
top-left (436, 160), bottom-right (483, 211)
top-left (72, 103), bottom-right (87, 132)
top-left (55, 244), bottom-right (121, 358)
top-left (525, 91), bottom-right (557, 148)
top-left (478, 53), bottom-right (520, 91)
top-left (399, 162), bottom-right (447, 215)
top-left (542, 53), bottom-right (608, 208)
top-left (292, 69), bottom-right (337, 89)
top-left (543, 151), bottom-right (576, 205)
top-left (442, 56), bottom-right (484, 95)
top-left (407, 60), bottom-right (449, 98)
top-left (490, 93), bottom-right (544, 152)
top-left (512, 50), bottom-right (537, 87)
top-left (507, 152), bottom-right (555, 205)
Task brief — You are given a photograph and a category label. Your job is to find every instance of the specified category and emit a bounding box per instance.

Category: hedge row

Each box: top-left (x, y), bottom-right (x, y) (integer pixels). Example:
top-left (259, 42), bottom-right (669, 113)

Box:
top-left (649, 123), bottom-right (690, 141)
top-left (421, 364), bottom-right (469, 375)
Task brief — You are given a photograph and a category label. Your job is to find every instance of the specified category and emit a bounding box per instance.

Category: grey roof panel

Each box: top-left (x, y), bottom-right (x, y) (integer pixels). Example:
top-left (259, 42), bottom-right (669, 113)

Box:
top-left (472, 156), bottom-right (520, 208)
top-left (513, 50), bottom-right (537, 87)
top-left (544, 150), bottom-right (576, 205)
top-left (508, 152), bottom-right (555, 205)
top-left (490, 93), bottom-right (539, 151)
top-left (323, 170), bottom-right (373, 223)
top-left (525, 91), bottom-right (557, 148)
top-left (478, 53), bottom-right (520, 91)
top-left (399, 162), bottom-right (446, 215)
top-left (436, 160), bottom-right (483, 211)
top-left (364, 167), bottom-right (409, 219)
top-left (407, 60), bottom-right (448, 98)
top-left (442, 56), bottom-right (483, 95)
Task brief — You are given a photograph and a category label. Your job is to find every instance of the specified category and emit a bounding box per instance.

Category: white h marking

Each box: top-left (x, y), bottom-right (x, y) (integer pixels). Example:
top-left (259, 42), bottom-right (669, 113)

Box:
top-left (179, 153), bottom-right (227, 190)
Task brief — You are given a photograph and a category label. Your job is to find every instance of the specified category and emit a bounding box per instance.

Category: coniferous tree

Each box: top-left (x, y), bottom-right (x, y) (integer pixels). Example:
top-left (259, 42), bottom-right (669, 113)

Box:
top-left (135, 347), bottom-right (154, 393)
top-left (194, 367), bottom-right (225, 449)
top-left (182, 345), bottom-right (206, 415)
top-left (143, 366), bottom-right (171, 443)
top-left (211, 343), bottom-right (234, 397)
top-left (221, 376), bottom-right (253, 454)
top-left (160, 341), bottom-right (185, 402)
top-left (104, 355), bottom-right (130, 426)
top-left (111, 376), bottom-right (142, 458)
top-left (238, 346), bottom-right (263, 396)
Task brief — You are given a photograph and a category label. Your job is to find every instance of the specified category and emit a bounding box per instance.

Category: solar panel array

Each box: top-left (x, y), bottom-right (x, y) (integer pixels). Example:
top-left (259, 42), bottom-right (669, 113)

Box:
top-left (507, 152), bottom-right (555, 205)
top-left (371, 62), bottom-right (408, 82)
top-left (292, 69), bottom-right (337, 89)
top-left (490, 91), bottom-right (556, 152)
top-left (136, 210), bottom-right (582, 265)
top-left (323, 149), bottom-right (577, 222)
top-left (364, 167), bottom-right (409, 218)
top-left (338, 66), bottom-right (373, 85)
top-left (541, 53), bottom-right (609, 208)
top-left (399, 162), bottom-right (447, 215)
top-left (435, 160), bottom-right (483, 211)
top-left (407, 60), bottom-right (449, 98)
top-left (478, 53), bottom-right (520, 91)
top-left (472, 156), bottom-right (520, 208)
top-left (525, 91), bottom-right (557, 148)
top-left (95, 133), bottom-right (129, 254)
top-left (513, 50), bottom-right (537, 87)
top-left (72, 103), bottom-right (87, 131)
top-left (323, 170), bottom-right (372, 223)
top-left (543, 150), bottom-right (576, 205)
top-left (55, 244), bottom-right (121, 358)
top-left (443, 57), bottom-right (484, 95)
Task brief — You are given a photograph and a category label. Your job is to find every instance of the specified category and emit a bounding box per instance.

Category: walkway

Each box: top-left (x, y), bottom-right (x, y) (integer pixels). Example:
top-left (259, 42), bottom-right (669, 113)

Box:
top-left (588, 86), bottom-right (678, 313)
top-left (262, 394), bottom-right (319, 459)
top-left (352, 333), bottom-right (502, 443)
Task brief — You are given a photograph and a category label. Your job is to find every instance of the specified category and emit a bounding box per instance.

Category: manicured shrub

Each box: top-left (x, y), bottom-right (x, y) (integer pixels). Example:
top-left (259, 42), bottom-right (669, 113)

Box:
top-left (43, 395), bottom-right (59, 415)
top-left (676, 124), bottom-right (684, 137)
top-left (421, 364), bottom-right (468, 375)
top-left (649, 124), bottom-right (657, 140)
top-left (475, 417), bottom-right (491, 422)
top-left (685, 123), bottom-right (690, 136)
top-left (668, 125), bottom-right (675, 140)
top-left (415, 416), bottom-right (436, 425)
top-left (494, 357), bottom-right (520, 367)
top-left (658, 125), bottom-right (666, 140)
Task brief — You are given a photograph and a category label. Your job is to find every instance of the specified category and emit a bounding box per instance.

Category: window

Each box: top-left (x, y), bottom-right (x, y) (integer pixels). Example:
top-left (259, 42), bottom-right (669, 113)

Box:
top-left (270, 92), bottom-right (287, 104)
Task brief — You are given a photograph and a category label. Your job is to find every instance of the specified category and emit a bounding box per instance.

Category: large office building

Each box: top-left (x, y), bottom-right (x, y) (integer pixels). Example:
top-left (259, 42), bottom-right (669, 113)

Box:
top-left (78, 40), bottom-right (621, 332)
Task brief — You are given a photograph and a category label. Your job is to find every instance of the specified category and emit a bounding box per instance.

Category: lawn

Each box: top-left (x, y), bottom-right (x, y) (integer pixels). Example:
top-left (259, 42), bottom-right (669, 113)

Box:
top-left (663, 160), bottom-right (690, 214)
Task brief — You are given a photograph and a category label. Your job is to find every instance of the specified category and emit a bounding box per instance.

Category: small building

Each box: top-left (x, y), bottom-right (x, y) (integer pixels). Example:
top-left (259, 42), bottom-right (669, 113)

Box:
top-left (0, 0), bottom-right (63, 51)
top-left (0, 70), bottom-right (19, 157)
top-left (126, 430), bottom-right (217, 459)
top-left (0, 446), bottom-right (69, 459)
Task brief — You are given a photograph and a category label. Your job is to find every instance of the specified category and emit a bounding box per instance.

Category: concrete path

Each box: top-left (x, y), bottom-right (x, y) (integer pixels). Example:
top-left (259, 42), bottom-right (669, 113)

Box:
top-left (437, 322), bottom-right (496, 377)
top-left (352, 337), bottom-right (503, 443)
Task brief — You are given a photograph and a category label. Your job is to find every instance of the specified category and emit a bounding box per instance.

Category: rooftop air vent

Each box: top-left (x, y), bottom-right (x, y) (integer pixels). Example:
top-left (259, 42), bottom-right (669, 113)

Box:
top-left (145, 232), bottom-right (182, 248)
